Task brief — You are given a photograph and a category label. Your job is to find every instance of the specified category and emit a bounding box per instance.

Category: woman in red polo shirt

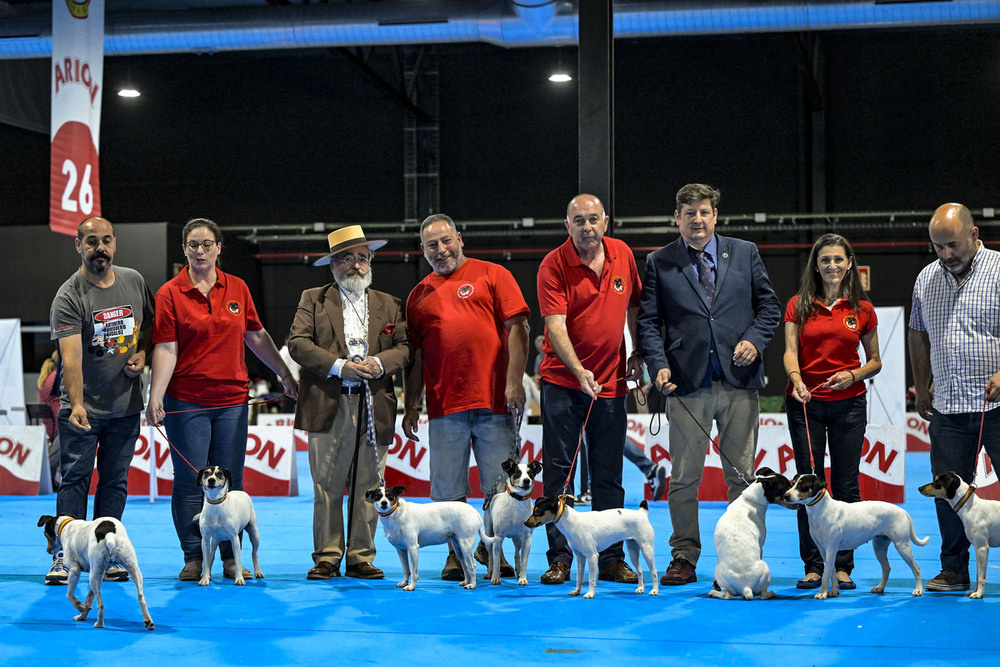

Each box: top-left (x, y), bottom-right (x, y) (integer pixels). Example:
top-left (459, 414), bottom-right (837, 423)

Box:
top-left (147, 218), bottom-right (298, 581)
top-left (783, 233), bottom-right (882, 591)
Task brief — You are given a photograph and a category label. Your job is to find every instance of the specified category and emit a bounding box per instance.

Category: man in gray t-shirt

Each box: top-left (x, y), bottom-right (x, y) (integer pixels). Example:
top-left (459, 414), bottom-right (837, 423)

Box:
top-left (45, 216), bottom-right (154, 585)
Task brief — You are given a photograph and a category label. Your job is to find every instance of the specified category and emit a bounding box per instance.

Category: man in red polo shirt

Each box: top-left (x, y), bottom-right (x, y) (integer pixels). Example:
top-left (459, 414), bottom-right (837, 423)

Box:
top-left (536, 193), bottom-right (644, 585)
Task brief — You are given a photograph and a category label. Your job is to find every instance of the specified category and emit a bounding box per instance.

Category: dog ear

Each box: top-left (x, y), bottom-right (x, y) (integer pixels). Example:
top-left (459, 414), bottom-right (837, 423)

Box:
top-left (754, 466), bottom-right (776, 478)
top-left (364, 489), bottom-right (378, 502)
top-left (196, 468), bottom-right (208, 485)
top-left (502, 459), bottom-right (516, 475)
top-left (528, 461), bottom-right (543, 475)
top-left (390, 485), bottom-right (406, 498)
top-left (37, 514), bottom-right (53, 528)
top-left (223, 467), bottom-right (233, 487)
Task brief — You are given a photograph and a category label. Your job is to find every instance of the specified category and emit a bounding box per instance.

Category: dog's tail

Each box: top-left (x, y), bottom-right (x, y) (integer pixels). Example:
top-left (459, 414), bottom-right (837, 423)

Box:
top-left (478, 527), bottom-right (502, 547)
top-left (910, 520), bottom-right (931, 547)
top-left (95, 519), bottom-right (118, 558)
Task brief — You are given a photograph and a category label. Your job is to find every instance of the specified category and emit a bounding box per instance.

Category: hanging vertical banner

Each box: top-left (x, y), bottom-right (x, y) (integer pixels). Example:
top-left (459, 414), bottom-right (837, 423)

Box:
top-left (50, 0), bottom-right (105, 237)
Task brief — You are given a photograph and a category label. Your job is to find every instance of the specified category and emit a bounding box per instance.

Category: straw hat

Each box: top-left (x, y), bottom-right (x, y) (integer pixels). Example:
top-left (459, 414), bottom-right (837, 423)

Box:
top-left (314, 225), bottom-right (388, 266)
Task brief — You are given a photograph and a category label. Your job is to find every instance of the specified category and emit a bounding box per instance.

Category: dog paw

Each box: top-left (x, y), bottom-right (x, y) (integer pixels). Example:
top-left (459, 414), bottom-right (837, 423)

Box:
top-left (583, 591), bottom-right (595, 599)
top-left (761, 590), bottom-right (775, 600)
top-left (234, 577), bottom-right (246, 586)
top-left (490, 578), bottom-right (502, 585)
top-left (870, 586), bottom-right (885, 594)
top-left (518, 578), bottom-right (528, 586)
top-left (970, 590), bottom-right (983, 599)
top-left (198, 577), bottom-right (211, 586)
top-left (145, 620), bottom-right (155, 631)
top-left (73, 613), bottom-right (87, 622)
top-left (402, 584), bottom-right (415, 591)
top-left (814, 591), bottom-right (828, 600)
top-left (93, 620), bottom-right (104, 629)
top-left (569, 589), bottom-right (581, 597)
top-left (913, 588), bottom-right (924, 597)
top-left (255, 571), bottom-right (264, 579)
top-left (396, 581), bottom-right (407, 588)
top-left (634, 586), bottom-right (645, 595)
top-left (649, 588), bottom-right (659, 597)
top-left (461, 582), bottom-right (476, 590)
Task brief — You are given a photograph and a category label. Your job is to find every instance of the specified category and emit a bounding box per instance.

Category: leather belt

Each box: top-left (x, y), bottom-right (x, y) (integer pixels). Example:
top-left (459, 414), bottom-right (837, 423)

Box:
top-left (341, 385), bottom-right (363, 395)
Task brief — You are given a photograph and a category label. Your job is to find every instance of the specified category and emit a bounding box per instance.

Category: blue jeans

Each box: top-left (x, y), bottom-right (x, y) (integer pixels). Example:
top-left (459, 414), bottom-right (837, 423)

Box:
top-left (541, 381), bottom-right (626, 570)
top-left (928, 407), bottom-right (1000, 577)
top-left (56, 409), bottom-right (140, 520)
top-left (785, 394), bottom-right (866, 576)
top-left (164, 395), bottom-right (248, 562)
top-left (427, 409), bottom-right (517, 501)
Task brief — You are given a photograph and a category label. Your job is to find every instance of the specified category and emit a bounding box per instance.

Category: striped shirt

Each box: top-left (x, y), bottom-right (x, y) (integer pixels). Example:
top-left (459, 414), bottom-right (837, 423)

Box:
top-left (910, 242), bottom-right (1000, 414)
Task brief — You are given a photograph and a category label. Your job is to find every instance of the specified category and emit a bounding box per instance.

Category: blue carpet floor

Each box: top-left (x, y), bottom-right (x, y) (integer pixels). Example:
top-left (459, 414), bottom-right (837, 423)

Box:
top-left (1, 450), bottom-right (997, 667)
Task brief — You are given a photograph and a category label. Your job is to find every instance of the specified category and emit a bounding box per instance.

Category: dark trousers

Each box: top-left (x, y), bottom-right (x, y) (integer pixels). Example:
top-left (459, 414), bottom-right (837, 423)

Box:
top-left (785, 394), bottom-right (866, 575)
top-left (541, 381), bottom-right (626, 570)
top-left (929, 407), bottom-right (1000, 576)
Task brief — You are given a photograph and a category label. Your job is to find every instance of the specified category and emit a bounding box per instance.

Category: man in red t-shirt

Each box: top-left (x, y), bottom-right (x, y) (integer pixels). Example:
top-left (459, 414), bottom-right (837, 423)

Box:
top-left (536, 193), bottom-right (644, 585)
top-left (403, 214), bottom-right (530, 581)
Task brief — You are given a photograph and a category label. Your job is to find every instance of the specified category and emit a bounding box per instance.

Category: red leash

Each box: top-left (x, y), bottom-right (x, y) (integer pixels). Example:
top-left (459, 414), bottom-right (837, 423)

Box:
top-left (972, 393), bottom-right (989, 479)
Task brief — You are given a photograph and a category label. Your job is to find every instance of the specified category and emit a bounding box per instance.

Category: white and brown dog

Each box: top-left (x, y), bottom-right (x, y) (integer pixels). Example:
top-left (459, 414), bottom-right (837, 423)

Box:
top-left (919, 471), bottom-right (1000, 598)
top-left (365, 484), bottom-right (497, 591)
top-left (194, 465), bottom-right (263, 586)
top-left (709, 467), bottom-right (793, 600)
top-left (483, 459), bottom-right (542, 585)
top-left (38, 514), bottom-right (154, 630)
top-left (524, 496), bottom-right (657, 599)
top-left (784, 472), bottom-right (929, 599)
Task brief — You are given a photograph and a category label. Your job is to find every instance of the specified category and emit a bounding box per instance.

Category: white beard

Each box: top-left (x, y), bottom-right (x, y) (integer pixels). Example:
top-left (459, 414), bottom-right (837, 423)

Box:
top-left (337, 268), bottom-right (372, 293)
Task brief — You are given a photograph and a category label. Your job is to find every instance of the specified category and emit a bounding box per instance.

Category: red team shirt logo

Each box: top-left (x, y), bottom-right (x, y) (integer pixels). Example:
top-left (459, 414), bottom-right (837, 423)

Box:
top-left (843, 314), bottom-right (859, 331)
top-left (227, 301), bottom-right (242, 316)
top-left (613, 276), bottom-right (625, 293)
top-left (457, 284), bottom-right (474, 299)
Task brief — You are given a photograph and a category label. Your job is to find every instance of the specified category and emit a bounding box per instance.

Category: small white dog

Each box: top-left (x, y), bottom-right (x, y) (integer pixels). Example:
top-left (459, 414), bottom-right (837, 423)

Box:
top-left (919, 471), bottom-right (1000, 598)
top-left (365, 484), bottom-right (496, 591)
top-left (484, 459), bottom-right (542, 585)
top-left (38, 514), bottom-right (154, 630)
top-left (709, 467), bottom-right (793, 601)
top-left (194, 465), bottom-right (263, 586)
top-left (784, 473), bottom-right (929, 599)
top-left (524, 496), bottom-right (657, 599)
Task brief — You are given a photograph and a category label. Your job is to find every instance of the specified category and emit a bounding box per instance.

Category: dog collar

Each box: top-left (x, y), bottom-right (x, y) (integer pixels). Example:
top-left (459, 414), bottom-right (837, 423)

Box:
top-left (56, 518), bottom-right (74, 538)
top-left (953, 484), bottom-right (977, 513)
top-left (805, 488), bottom-right (826, 506)
top-left (555, 494), bottom-right (573, 523)
top-left (206, 492), bottom-right (228, 505)
top-left (376, 500), bottom-right (399, 517)
top-left (506, 481), bottom-right (531, 502)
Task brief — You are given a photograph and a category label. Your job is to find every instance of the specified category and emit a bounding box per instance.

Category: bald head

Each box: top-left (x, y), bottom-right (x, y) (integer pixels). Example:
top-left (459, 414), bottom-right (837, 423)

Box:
top-left (566, 194), bottom-right (604, 220)
top-left (565, 193), bottom-right (608, 258)
top-left (929, 203), bottom-right (978, 279)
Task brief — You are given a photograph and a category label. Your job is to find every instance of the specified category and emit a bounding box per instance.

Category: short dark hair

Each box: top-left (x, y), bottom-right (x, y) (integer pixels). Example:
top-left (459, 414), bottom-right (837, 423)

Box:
top-left (182, 217), bottom-right (223, 245)
top-left (419, 214), bottom-right (457, 240)
top-left (675, 183), bottom-right (721, 212)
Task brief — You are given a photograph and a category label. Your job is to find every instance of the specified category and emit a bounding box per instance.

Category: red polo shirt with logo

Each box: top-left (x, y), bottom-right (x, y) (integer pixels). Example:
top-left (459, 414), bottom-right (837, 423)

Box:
top-left (784, 295), bottom-right (877, 401)
top-left (537, 236), bottom-right (641, 398)
top-left (407, 257), bottom-right (529, 419)
top-left (153, 268), bottom-right (264, 405)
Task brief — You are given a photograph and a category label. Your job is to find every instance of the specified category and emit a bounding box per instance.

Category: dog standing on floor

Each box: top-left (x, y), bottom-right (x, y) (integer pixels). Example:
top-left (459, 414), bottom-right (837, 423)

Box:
top-left (919, 471), bottom-right (1000, 598)
top-left (37, 514), bottom-right (154, 630)
top-left (524, 496), bottom-right (657, 599)
top-left (195, 465), bottom-right (264, 586)
top-left (365, 484), bottom-right (498, 591)
top-left (484, 459), bottom-right (542, 585)
top-left (709, 467), bottom-right (793, 600)
top-left (784, 472), bottom-right (929, 599)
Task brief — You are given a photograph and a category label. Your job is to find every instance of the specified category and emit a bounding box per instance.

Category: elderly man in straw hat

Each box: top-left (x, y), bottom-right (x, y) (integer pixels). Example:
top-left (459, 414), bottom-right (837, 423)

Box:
top-left (289, 225), bottom-right (412, 580)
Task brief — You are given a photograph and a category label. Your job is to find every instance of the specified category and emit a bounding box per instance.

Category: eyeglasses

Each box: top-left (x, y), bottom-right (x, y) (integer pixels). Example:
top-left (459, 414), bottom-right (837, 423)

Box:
top-left (334, 253), bottom-right (371, 266)
top-left (185, 240), bottom-right (217, 251)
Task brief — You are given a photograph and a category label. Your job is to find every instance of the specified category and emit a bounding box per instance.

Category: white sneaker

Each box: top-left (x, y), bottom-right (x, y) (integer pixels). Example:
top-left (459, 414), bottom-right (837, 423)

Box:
top-left (46, 551), bottom-right (68, 585)
top-left (104, 564), bottom-right (129, 582)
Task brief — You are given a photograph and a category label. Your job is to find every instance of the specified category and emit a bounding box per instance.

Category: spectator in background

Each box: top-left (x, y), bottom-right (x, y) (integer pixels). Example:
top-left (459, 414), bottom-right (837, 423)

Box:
top-left (37, 349), bottom-right (62, 487)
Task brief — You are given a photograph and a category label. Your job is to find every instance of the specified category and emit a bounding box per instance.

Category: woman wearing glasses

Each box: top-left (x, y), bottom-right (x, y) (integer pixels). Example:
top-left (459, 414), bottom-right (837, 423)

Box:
top-left (147, 218), bottom-right (298, 581)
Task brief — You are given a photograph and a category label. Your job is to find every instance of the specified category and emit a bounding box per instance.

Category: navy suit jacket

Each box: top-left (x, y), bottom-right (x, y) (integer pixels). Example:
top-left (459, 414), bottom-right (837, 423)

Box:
top-left (637, 235), bottom-right (781, 396)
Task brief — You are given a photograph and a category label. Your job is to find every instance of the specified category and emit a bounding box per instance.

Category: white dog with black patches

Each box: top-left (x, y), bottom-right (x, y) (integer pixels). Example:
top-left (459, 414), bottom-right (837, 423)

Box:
top-left (784, 472), bottom-right (929, 599)
top-left (919, 471), bottom-right (1000, 598)
top-left (38, 514), bottom-right (154, 630)
top-left (524, 496), bottom-right (657, 599)
top-left (365, 484), bottom-right (497, 591)
top-left (709, 467), bottom-right (793, 600)
top-left (484, 459), bottom-right (542, 585)
top-left (195, 465), bottom-right (264, 586)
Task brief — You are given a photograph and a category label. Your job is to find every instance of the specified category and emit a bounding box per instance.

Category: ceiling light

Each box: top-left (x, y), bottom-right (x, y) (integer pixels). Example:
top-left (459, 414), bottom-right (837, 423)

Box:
top-left (117, 88), bottom-right (140, 98)
top-left (548, 73), bottom-right (572, 83)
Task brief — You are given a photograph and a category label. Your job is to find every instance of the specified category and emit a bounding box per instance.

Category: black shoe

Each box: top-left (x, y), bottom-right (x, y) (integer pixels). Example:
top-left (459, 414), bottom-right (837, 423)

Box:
top-left (836, 572), bottom-right (856, 590)
top-left (660, 558), bottom-right (697, 585)
top-left (796, 574), bottom-right (822, 589)
top-left (646, 464), bottom-right (668, 501)
top-left (540, 561), bottom-right (570, 585)
top-left (926, 570), bottom-right (970, 592)
top-left (598, 559), bottom-right (639, 584)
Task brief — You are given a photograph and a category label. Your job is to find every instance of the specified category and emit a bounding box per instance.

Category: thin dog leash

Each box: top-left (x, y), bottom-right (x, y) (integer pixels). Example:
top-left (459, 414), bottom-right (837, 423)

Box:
top-left (971, 392), bottom-right (990, 479)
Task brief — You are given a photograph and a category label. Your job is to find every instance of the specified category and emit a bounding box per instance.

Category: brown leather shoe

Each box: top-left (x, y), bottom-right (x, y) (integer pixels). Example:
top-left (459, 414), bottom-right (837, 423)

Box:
top-left (178, 560), bottom-right (203, 581)
top-left (540, 561), bottom-right (570, 585)
top-left (307, 561), bottom-right (340, 580)
top-left (345, 562), bottom-right (385, 580)
top-left (475, 541), bottom-right (515, 578)
top-left (223, 559), bottom-right (252, 580)
top-left (598, 559), bottom-right (639, 584)
top-left (660, 558), bottom-right (697, 585)
top-left (441, 551), bottom-right (465, 581)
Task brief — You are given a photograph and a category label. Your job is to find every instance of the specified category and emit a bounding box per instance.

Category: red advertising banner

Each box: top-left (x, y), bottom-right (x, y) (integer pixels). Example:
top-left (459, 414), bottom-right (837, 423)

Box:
top-left (50, 0), bottom-right (105, 236)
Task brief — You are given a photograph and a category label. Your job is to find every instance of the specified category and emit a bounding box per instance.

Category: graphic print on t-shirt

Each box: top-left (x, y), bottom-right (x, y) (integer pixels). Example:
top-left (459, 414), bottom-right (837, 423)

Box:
top-left (89, 305), bottom-right (138, 358)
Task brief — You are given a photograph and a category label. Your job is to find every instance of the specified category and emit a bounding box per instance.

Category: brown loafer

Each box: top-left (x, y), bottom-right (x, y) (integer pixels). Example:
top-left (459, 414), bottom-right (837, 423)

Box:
top-left (307, 561), bottom-right (340, 580)
top-left (475, 541), bottom-right (516, 578)
top-left (598, 559), bottom-right (639, 584)
top-left (660, 558), bottom-right (697, 585)
top-left (178, 560), bottom-right (203, 581)
top-left (540, 561), bottom-right (570, 585)
top-left (441, 552), bottom-right (465, 581)
top-left (345, 562), bottom-right (385, 580)
top-left (223, 559), bottom-right (252, 580)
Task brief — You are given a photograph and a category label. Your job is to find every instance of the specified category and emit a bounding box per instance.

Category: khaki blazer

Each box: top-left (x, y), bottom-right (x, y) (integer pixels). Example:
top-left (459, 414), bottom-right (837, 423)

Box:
top-left (288, 284), bottom-right (411, 442)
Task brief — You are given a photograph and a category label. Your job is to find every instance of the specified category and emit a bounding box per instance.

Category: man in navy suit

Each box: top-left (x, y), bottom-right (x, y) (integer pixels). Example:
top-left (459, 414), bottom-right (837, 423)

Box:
top-left (637, 183), bottom-right (781, 586)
